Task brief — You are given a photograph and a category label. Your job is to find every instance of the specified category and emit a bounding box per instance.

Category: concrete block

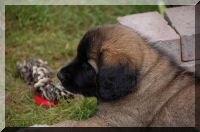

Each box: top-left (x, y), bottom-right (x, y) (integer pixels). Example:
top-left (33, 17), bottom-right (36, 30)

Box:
top-left (180, 60), bottom-right (200, 77)
top-left (180, 61), bottom-right (195, 72)
top-left (117, 12), bottom-right (181, 64)
top-left (164, 6), bottom-right (198, 61)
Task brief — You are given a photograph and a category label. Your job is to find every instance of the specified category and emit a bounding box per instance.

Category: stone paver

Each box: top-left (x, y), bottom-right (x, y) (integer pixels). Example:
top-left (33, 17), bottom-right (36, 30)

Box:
top-left (180, 60), bottom-right (200, 76)
top-left (117, 10), bottom-right (200, 75)
top-left (117, 11), bottom-right (181, 64)
top-left (164, 6), bottom-right (197, 61)
top-left (180, 60), bottom-right (195, 72)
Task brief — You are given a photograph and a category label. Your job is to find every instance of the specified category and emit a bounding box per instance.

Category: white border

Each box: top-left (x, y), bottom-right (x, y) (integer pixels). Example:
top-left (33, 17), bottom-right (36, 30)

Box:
top-left (1, 0), bottom-right (200, 5)
top-left (0, 3), bottom-right (5, 131)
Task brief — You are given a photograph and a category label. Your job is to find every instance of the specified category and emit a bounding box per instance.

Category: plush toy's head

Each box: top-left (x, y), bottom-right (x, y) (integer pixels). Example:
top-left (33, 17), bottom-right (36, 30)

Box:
top-left (58, 24), bottom-right (140, 101)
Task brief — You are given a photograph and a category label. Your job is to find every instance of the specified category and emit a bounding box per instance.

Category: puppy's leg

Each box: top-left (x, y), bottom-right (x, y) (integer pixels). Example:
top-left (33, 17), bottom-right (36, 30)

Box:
top-left (52, 116), bottom-right (108, 127)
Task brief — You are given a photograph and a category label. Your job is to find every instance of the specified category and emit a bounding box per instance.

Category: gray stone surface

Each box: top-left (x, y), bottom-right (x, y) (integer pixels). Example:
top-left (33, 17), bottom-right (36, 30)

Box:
top-left (180, 61), bottom-right (195, 72)
top-left (164, 6), bottom-right (198, 61)
top-left (180, 60), bottom-right (200, 76)
top-left (117, 11), bottom-right (181, 63)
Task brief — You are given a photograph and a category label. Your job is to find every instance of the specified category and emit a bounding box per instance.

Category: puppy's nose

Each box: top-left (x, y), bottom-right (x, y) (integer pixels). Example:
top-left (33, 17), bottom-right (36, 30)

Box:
top-left (57, 71), bottom-right (65, 82)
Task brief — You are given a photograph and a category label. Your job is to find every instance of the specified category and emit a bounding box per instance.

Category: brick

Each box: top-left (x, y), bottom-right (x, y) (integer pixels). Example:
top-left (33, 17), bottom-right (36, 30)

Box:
top-left (117, 12), bottom-right (181, 64)
top-left (164, 6), bottom-right (198, 61)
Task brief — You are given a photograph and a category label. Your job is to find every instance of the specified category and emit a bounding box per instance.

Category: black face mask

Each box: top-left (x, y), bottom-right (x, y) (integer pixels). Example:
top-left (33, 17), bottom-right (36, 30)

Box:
top-left (57, 58), bottom-right (97, 97)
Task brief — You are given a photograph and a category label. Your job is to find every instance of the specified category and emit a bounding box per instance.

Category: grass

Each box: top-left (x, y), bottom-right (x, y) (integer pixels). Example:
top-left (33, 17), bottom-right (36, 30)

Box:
top-left (6, 5), bottom-right (159, 127)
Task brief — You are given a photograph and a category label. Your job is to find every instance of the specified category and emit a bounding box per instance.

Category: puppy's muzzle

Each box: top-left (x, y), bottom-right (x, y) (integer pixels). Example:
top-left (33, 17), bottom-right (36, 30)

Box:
top-left (57, 71), bottom-right (69, 83)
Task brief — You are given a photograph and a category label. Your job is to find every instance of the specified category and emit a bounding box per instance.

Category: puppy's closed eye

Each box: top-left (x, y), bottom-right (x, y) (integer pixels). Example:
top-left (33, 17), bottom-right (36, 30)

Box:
top-left (88, 59), bottom-right (98, 73)
top-left (82, 62), bottom-right (96, 79)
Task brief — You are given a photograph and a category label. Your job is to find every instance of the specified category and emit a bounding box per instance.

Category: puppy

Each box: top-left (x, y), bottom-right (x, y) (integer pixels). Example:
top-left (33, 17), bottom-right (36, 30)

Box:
top-left (56, 24), bottom-right (197, 127)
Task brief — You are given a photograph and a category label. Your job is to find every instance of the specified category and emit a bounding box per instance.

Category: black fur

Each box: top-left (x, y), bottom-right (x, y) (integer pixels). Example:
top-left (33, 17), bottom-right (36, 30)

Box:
top-left (97, 53), bottom-right (137, 101)
top-left (98, 64), bottom-right (137, 101)
top-left (57, 58), bottom-right (97, 96)
top-left (77, 26), bottom-right (105, 61)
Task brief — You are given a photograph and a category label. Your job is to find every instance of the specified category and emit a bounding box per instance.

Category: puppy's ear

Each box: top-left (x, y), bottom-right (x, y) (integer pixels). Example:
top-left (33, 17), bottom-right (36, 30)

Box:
top-left (97, 51), bottom-right (138, 101)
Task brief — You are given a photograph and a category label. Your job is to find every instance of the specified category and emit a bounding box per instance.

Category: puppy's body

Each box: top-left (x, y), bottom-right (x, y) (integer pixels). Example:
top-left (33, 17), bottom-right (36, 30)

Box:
top-left (56, 24), bottom-right (196, 127)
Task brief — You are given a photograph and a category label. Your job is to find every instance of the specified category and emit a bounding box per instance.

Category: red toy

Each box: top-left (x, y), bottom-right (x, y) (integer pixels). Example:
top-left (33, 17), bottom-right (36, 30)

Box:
top-left (34, 95), bottom-right (58, 107)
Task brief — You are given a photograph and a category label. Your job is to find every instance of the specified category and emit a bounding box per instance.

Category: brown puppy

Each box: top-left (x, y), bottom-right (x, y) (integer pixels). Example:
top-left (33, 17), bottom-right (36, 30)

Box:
top-left (56, 24), bottom-right (197, 127)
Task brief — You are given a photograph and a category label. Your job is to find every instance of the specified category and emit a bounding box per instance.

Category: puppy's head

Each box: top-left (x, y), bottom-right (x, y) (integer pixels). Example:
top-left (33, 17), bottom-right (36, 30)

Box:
top-left (58, 24), bottom-right (139, 101)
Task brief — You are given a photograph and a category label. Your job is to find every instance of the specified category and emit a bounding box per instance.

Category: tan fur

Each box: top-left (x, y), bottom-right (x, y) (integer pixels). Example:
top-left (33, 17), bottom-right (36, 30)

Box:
top-left (53, 24), bottom-right (196, 127)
